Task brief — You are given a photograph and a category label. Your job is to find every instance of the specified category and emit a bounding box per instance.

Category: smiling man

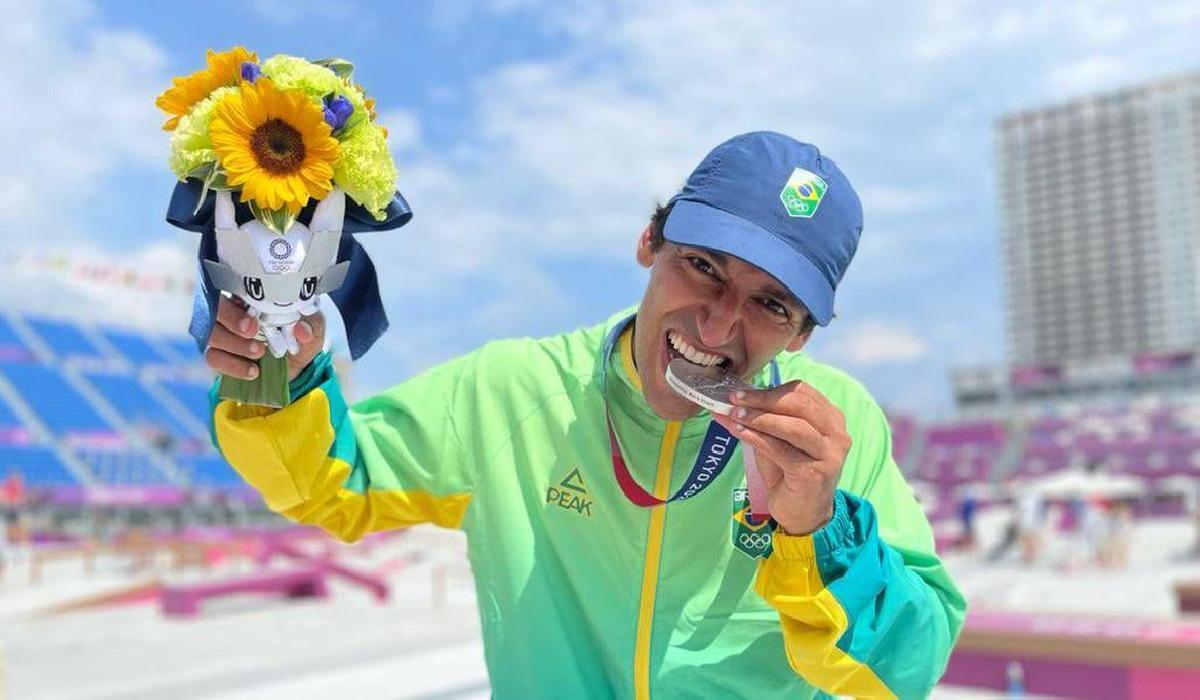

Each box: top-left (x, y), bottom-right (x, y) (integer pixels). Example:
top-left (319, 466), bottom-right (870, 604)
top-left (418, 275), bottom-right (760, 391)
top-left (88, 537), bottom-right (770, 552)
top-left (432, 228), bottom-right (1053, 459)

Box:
top-left (207, 131), bottom-right (965, 699)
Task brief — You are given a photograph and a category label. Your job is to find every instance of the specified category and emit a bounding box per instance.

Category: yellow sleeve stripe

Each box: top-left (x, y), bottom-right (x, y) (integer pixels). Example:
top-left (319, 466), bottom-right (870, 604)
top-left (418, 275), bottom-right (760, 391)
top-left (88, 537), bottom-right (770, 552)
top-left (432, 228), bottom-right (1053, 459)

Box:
top-left (282, 457), bottom-right (472, 541)
top-left (214, 389), bottom-right (471, 542)
top-left (214, 391), bottom-right (333, 512)
top-left (757, 534), bottom-right (897, 699)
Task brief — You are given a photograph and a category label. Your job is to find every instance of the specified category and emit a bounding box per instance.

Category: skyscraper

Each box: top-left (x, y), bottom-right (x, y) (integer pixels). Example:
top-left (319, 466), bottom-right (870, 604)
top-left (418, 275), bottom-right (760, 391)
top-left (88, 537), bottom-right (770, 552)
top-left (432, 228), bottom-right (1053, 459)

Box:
top-left (997, 72), bottom-right (1200, 366)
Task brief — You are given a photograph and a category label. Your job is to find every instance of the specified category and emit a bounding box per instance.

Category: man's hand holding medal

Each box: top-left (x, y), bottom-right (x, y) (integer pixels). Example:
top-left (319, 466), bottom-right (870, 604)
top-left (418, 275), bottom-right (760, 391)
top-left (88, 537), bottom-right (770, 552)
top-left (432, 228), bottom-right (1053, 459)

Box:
top-left (666, 360), bottom-right (850, 536)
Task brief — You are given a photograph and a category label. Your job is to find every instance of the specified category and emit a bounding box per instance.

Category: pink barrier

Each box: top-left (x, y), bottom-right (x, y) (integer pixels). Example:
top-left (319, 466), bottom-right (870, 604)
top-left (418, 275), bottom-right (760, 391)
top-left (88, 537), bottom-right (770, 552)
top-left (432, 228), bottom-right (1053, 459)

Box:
top-left (159, 567), bottom-right (329, 618)
top-left (258, 537), bottom-right (390, 603)
top-left (944, 610), bottom-right (1200, 699)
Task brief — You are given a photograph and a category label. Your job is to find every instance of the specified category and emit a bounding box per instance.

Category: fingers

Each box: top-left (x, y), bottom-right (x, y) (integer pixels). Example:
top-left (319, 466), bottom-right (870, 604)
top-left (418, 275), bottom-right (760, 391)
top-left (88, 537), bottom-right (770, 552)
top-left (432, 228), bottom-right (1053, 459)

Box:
top-left (293, 319), bottom-right (313, 344)
top-left (728, 407), bottom-right (827, 459)
top-left (730, 381), bottom-right (844, 436)
top-left (287, 313), bottom-right (325, 381)
top-left (293, 311), bottom-right (323, 343)
top-left (205, 347), bottom-right (259, 380)
top-left (215, 295), bottom-right (259, 339)
top-left (713, 414), bottom-right (788, 491)
top-left (727, 422), bottom-right (822, 488)
top-left (207, 322), bottom-right (265, 361)
top-left (742, 443), bottom-right (785, 491)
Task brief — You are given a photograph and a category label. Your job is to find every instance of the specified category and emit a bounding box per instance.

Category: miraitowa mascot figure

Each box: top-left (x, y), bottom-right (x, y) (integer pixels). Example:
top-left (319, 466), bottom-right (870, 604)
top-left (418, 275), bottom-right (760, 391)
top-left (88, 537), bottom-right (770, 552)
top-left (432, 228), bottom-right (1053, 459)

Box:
top-left (157, 48), bottom-right (411, 406)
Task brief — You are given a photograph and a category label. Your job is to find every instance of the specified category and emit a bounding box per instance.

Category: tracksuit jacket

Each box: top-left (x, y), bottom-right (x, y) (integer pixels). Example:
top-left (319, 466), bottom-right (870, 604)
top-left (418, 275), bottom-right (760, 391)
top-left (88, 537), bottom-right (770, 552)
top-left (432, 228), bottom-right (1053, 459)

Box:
top-left (210, 308), bottom-right (966, 699)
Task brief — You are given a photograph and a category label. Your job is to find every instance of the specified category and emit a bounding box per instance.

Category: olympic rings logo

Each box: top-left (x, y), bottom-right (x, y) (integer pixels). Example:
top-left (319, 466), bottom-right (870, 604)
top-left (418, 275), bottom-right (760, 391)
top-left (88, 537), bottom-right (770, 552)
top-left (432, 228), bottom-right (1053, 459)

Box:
top-left (738, 532), bottom-right (772, 550)
top-left (269, 238), bottom-right (293, 260)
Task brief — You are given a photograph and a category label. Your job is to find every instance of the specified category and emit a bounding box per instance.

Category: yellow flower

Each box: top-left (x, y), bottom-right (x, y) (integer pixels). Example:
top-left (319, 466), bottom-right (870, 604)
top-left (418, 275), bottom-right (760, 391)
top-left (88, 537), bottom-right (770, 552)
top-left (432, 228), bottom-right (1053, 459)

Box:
top-left (156, 47), bottom-right (257, 131)
top-left (210, 78), bottom-right (340, 215)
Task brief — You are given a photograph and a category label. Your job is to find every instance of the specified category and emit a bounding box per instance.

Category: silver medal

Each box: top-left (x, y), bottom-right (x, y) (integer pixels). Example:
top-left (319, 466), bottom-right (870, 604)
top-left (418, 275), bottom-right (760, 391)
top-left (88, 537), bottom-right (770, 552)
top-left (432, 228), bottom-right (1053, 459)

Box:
top-left (665, 358), bottom-right (757, 416)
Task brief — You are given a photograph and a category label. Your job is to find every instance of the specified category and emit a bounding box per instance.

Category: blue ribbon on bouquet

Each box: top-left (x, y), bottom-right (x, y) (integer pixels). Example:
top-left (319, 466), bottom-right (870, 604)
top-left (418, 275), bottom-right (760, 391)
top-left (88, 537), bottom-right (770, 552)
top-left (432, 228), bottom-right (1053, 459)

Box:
top-left (165, 179), bottom-right (412, 360)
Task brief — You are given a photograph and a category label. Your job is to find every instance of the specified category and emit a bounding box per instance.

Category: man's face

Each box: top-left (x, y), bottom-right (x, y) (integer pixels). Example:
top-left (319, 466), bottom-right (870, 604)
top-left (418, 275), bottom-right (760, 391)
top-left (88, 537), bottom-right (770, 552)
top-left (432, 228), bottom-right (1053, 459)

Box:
top-left (633, 227), bottom-right (814, 421)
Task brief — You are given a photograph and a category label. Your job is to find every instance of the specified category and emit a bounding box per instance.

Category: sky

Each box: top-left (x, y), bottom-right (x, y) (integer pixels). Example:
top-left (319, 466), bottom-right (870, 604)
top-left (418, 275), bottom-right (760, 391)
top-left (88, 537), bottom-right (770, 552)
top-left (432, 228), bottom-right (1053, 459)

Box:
top-left (3, 0), bottom-right (1199, 418)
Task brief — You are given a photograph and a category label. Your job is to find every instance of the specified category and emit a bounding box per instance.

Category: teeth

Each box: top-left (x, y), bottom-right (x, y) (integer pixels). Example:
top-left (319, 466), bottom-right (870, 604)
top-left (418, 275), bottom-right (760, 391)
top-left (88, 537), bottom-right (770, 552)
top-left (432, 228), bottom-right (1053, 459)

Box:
top-left (668, 331), bottom-right (724, 367)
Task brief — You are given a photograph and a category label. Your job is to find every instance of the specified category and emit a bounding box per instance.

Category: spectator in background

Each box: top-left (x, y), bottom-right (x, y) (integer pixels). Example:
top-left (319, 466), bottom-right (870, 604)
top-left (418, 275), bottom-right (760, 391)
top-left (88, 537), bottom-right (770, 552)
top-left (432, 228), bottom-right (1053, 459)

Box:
top-left (1080, 495), bottom-right (1110, 569)
top-left (1103, 501), bottom-right (1133, 569)
top-left (958, 485), bottom-right (980, 551)
top-left (1017, 488), bottom-right (1045, 564)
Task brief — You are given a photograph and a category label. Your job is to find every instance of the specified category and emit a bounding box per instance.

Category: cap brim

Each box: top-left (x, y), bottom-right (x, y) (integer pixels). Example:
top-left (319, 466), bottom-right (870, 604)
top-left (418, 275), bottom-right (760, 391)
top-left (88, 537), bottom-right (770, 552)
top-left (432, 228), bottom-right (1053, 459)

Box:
top-left (663, 199), bottom-right (834, 325)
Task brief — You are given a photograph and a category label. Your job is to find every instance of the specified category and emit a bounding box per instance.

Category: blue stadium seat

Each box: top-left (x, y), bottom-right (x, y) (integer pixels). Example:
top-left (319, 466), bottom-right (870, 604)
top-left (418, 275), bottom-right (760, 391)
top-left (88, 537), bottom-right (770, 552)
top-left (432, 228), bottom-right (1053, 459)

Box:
top-left (27, 318), bottom-right (104, 360)
top-left (0, 316), bottom-right (32, 361)
top-left (0, 364), bottom-right (113, 435)
top-left (0, 445), bottom-right (78, 486)
top-left (0, 396), bottom-right (23, 431)
top-left (100, 328), bottom-right (175, 365)
top-left (169, 337), bottom-right (202, 362)
top-left (85, 371), bottom-right (197, 440)
top-left (178, 453), bottom-right (245, 488)
top-left (159, 379), bottom-right (212, 427)
top-left (78, 449), bottom-right (171, 485)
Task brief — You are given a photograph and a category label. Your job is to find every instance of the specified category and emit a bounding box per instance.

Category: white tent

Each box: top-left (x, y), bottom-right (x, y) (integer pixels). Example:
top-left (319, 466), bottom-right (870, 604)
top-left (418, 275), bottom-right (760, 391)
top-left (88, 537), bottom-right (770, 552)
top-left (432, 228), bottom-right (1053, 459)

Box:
top-left (1016, 470), bottom-right (1146, 499)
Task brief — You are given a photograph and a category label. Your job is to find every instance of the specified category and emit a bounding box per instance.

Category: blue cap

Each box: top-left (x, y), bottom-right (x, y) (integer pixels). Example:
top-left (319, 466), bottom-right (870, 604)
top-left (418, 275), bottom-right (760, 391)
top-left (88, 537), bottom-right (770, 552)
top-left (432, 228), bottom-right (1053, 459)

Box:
top-left (664, 131), bottom-right (863, 326)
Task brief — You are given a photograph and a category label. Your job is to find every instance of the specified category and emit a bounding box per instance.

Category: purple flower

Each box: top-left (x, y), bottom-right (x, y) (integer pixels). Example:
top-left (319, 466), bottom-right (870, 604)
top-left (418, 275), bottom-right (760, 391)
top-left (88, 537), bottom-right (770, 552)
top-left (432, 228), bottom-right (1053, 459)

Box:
top-left (240, 61), bottom-right (261, 83)
top-left (322, 94), bottom-right (354, 131)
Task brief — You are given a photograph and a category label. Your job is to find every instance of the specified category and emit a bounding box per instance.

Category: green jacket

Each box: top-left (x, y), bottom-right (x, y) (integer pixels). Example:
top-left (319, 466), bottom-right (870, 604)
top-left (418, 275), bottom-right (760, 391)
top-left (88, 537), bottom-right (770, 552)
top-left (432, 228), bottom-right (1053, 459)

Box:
top-left (211, 308), bottom-right (965, 699)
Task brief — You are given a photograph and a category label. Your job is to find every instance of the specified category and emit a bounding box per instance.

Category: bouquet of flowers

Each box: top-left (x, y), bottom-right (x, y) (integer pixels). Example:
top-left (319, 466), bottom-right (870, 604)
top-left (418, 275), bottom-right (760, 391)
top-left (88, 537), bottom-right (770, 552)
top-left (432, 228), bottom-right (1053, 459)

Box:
top-left (159, 47), bottom-right (410, 407)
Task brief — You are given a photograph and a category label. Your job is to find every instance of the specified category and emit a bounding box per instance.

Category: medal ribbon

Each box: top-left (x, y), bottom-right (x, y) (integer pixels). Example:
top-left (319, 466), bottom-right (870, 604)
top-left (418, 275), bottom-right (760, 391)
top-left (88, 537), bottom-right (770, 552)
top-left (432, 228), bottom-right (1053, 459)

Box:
top-left (601, 314), bottom-right (780, 509)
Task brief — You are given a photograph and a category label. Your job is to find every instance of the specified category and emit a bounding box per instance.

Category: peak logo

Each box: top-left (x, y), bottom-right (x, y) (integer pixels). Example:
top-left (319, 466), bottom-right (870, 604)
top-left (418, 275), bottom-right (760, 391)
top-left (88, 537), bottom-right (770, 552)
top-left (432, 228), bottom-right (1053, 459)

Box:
top-left (546, 467), bottom-right (594, 517)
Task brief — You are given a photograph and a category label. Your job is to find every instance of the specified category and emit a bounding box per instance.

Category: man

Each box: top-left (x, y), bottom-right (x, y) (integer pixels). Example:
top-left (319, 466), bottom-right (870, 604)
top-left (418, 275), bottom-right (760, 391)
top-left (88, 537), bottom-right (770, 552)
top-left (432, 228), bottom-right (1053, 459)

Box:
top-left (206, 132), bottom-right (965, 698)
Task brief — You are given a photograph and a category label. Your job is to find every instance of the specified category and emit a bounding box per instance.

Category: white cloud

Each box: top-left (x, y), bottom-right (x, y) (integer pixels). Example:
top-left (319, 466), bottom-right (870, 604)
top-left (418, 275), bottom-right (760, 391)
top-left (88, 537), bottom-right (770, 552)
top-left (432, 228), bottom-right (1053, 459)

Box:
top-left (823, 321), bottom-right (931, 366)
top-left (378, 109), bottom-right (423, 153)
top-left (1045, 55), bottom-right (1137, 97)
top-left (0, 0), bottom-right (168, 240)
top-left (350, 0), bottom-right (1200, 408)
top-left (0, 238), bottom-right (194, 333)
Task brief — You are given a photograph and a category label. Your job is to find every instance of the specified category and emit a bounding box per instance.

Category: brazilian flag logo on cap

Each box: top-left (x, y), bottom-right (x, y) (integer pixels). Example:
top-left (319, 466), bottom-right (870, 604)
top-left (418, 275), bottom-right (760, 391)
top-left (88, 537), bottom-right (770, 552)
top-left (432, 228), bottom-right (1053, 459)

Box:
top-left (780, 168), bottom-right (828, 218)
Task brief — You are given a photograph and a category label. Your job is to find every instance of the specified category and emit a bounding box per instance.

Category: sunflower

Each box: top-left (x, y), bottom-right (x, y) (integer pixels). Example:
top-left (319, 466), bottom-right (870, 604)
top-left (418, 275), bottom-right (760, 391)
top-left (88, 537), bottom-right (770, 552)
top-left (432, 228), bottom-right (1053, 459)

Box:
top-left (210, 78), bottom-right (340, 215)
top-left (156, 47), bottom-right (257, 131)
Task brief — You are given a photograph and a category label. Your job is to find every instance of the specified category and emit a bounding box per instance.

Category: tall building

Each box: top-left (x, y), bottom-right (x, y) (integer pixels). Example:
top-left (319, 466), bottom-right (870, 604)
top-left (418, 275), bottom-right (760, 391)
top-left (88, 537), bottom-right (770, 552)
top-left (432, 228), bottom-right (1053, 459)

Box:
top-left (996, 72), bottom-right (1200, 366)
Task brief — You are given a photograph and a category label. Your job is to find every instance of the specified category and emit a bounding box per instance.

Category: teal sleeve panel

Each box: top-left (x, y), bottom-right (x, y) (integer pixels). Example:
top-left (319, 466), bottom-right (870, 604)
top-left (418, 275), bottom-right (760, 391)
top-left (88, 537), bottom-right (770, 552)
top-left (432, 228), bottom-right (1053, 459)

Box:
top-left (811, 489), bottom-right (964, 698)
top-left (809, 396), bottom-right (967, 698)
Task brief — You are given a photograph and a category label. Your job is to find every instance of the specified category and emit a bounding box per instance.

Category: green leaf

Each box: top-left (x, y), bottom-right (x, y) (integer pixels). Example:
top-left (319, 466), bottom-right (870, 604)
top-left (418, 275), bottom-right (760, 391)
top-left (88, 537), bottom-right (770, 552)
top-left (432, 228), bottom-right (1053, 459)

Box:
top-left (248, 201), bottom-right (299, 236)
top-left (217, 354), bottom-right (291, 408)
top-left (193, 165), bottom-right (233, 215)
top-left (313, 57), bottom-right (354, 80)
top-left (187, 161), bottom-right (215, 181)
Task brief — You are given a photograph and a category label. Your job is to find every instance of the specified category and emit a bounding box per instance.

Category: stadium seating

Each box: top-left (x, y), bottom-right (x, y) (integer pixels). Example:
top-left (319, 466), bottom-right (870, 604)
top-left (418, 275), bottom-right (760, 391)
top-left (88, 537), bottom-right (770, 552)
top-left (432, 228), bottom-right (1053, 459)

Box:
top-left (0, 316), bottom-right (33, 361)
top-left (0, 395), bottom-right (30, 444)
top-left (100, 328), bottom-right (176, 366)
top-left (169, 337), bottom-right (201, 360)
top-left (77, 449), bottom-right (171, 485)
top-left (910, 420), bottom-right (1008, 521)
top-left (176, 453), bottom-right (244, 488)
top-left (0, 445), bottom-right (78, 486)
top-left (84, 371), bottom-right (198, 441)
top-left (0, 363), bottom-right (114, 436)
top-left (157, 379), bottom-right (212, 428)
top-left (27, 318), bottom-right (105, 360)
top-left (1016, 405), bottom-right (1200, 480)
